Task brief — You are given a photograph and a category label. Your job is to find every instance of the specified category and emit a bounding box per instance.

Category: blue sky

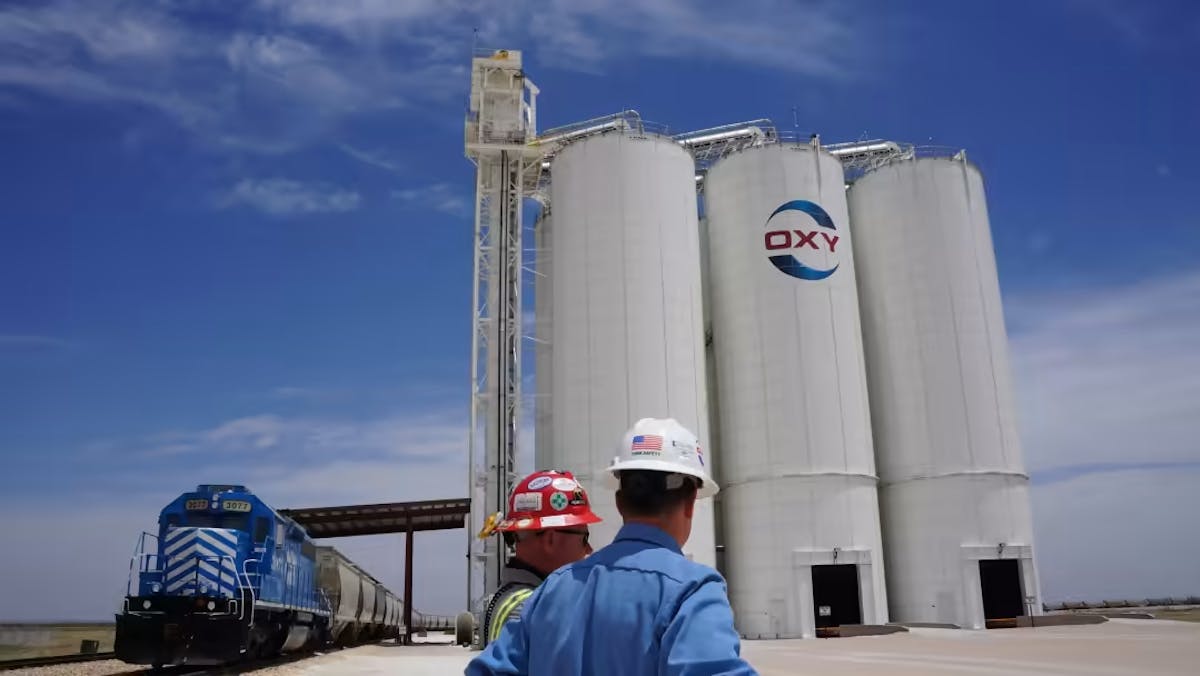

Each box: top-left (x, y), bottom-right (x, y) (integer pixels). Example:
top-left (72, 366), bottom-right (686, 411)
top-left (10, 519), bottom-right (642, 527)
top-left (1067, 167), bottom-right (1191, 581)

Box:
top-left (1, 0), bottom-right (1199, 621)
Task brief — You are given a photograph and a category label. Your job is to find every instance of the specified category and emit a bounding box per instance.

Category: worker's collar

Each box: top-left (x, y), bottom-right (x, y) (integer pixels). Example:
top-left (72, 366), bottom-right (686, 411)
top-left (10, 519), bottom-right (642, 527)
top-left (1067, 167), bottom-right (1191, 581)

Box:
top-left (505, 556), bottom-right (549, 582)
top-left (613, 522), bottom-right (683, 555)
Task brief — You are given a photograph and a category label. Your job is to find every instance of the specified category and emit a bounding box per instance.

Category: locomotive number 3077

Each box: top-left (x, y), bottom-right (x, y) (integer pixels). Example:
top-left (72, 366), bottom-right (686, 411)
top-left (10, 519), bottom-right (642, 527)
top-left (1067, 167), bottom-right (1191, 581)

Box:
top-left (222, 500), bottom-right (252, 512)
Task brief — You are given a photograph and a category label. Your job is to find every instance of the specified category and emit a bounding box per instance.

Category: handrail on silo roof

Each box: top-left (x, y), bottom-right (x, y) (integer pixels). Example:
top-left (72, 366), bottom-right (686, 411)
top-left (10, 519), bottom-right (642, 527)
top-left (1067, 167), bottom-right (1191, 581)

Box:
top-left (677, 119), bottom-right (778, 172)
top-left (673, 119), bottom-right (777, 145)
top-left (532, 110), bottom-right (643, 147)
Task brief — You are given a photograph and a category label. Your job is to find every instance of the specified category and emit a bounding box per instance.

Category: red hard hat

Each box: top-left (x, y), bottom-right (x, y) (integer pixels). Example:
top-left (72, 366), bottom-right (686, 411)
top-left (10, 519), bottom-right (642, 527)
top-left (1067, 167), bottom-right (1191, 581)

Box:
top-left (495, 470), bottom-right (602, 532)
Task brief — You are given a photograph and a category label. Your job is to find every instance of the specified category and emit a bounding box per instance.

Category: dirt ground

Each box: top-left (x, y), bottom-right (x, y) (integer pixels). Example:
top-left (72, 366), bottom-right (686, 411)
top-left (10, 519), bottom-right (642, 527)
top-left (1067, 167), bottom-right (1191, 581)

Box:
top-left (0, 624), bottom-right (114, 660)
top-left (1149, 607), bottom-right (1200, 623)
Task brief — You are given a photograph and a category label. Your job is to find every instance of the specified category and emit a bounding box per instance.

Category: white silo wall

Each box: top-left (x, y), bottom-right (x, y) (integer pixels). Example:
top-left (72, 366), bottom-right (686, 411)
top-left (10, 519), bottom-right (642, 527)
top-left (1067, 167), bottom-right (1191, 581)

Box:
top-left (703, 143), bottom-right (887, 639)
top-left (548, 132), bottom-right (715, 566)
top-left (533, 212), bottom-right (552, 471)
top-left (700, 216), bottom-right (727, 577)
top-left (848, 156), bottom-right (1042, 630)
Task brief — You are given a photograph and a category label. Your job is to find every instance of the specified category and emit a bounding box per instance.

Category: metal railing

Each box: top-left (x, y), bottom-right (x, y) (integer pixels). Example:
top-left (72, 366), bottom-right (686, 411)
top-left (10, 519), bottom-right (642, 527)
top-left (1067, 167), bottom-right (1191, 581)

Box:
top-left (124, 532), bottom-right (254, 621)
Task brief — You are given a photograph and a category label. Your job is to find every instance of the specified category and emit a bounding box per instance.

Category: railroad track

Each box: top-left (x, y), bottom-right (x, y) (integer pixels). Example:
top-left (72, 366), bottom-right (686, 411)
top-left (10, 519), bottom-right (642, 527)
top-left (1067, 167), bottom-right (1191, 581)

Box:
top-left (0, 651), bottom-right (116, 671)
top-left (0, 650), bottom-right (317, 674)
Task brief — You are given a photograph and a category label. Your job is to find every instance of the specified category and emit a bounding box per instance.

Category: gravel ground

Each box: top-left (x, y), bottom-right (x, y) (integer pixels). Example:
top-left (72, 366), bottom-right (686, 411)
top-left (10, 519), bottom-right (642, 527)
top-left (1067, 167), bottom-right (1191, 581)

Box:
top-left (1, 660), bottom-right (142, 676)
top-left (1, 653), bottom-right (321, 676)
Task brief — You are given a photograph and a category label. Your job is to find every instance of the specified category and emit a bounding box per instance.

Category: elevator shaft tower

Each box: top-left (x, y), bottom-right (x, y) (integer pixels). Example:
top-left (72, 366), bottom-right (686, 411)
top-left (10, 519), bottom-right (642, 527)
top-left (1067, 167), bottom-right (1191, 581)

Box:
top-left (463, 49), bottom-right (540, 608)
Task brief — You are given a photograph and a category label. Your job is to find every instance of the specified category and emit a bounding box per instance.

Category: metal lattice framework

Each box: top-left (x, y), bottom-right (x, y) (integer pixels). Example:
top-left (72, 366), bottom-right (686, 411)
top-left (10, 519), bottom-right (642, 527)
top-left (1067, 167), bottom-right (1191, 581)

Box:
top-left (463, 49), bottom-right (542, 611)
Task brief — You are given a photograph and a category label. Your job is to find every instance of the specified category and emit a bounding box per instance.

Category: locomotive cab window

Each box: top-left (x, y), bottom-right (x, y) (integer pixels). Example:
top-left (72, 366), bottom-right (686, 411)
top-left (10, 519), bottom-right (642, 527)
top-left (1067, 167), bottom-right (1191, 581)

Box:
top-left (254, 517), bottom-right (270, 542)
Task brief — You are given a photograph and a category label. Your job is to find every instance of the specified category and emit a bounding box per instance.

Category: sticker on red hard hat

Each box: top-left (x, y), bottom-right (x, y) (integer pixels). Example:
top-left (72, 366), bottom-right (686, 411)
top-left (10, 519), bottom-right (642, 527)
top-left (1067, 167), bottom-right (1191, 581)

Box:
top-left (569, 489), bottom-right (588, 506)
top-left (516, 518), bottom-right (533, 528)
top-left (549, 492), bottom-right (568, 511)
top-left (513, 492), bottom-right (542, 512)
top-left (527, 475), bottom-right (553, 490)
top-left (540, 515), bottom-right (568, 528)
top-left (551, 477), bottom-right (578, 491)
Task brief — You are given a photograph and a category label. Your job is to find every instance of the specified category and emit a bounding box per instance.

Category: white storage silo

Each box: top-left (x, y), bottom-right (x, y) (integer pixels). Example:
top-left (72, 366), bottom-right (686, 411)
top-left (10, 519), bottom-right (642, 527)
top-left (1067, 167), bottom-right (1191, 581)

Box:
top-left (547, 132), bottom-right (715, 566)
top-left (848, 155), bottom-right (1042, 629)
top-left (703, 141), bottom-right (888, 639)
top-left (533, 211), bottom-right (553, 470)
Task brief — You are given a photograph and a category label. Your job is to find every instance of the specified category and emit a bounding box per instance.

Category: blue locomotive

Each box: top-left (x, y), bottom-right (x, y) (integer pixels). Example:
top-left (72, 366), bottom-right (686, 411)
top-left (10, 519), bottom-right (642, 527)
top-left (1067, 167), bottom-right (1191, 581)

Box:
top-left (114, 484), bottom-right (405, 667)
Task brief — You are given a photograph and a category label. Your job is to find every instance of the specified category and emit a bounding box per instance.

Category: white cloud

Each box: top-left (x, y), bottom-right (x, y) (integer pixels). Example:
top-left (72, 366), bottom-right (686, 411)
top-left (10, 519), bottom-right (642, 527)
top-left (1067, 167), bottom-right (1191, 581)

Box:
top-left (338, 143), bottom-right (403, 173)
top-left (222, 178), bottom-right (361, 216)
top-left (0, 1), bottom-right (457, 154)
top-left (1009, 271), bottom-right (1200, 474)
top-left (223, 33), bottom-right (377, 114)
top-left (1006, 269), bottom-right (1200, 602)
top-left (0, 0), bottom-right (185, 62)
top-left (264, 0), bottom-right (867, 78)
top-left (128, 410), bottom-right (467, 465)
top-left (0, 0), bottom-right (876, 160)
top-left (511, 0), bottom-right (861, 77)
top-left (255, 0), bottom-right (448, 42)
top-left (1032, 467), bottom-right (1200, 602)
top-left (391, 183), bottom-right (471, 217)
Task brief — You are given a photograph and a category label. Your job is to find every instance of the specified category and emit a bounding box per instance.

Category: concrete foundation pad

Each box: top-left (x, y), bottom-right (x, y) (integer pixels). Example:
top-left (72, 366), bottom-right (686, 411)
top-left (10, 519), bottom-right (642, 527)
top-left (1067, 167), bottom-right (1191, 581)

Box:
top-left (743, 619), bottom-right (1200, 675)
top-left (1017, 614), bottom-right (1106, 627)
top-left (289, 619), bottom-right (1200, 675)
top-left (825, 624), bottom-right (908, 637)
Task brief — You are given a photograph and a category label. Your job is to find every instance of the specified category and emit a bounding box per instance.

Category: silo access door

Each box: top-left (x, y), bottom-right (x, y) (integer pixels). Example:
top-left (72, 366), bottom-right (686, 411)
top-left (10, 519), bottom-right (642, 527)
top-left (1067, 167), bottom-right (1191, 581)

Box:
top-left (979, 559), bottom-right (1024, 623)
top-left (811, 564), bottom-right (862, 629)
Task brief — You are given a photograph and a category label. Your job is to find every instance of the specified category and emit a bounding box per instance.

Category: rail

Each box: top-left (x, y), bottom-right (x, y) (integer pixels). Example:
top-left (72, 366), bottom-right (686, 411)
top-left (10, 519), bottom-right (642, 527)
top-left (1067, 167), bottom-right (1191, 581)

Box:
top-left (124, 531), bottom-right (254, 621)
top-left (0, 652), bottom-right (116, 671)
top-left (241, 558), bottom-right (260, 622)
top-left (126, 531), bottom-right (161, 596)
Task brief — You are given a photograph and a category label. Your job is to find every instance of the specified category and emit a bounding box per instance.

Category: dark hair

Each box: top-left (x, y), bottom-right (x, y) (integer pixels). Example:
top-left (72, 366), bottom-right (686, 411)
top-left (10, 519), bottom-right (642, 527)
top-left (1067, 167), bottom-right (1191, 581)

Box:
top-left (615, 470), bottom-right (698, 517)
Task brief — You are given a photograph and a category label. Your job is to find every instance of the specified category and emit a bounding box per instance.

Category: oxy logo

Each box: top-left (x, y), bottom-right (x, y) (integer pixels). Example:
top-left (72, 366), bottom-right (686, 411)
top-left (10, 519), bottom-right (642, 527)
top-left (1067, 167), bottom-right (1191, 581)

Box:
top-left (764, 200), bottom-right (840, 281)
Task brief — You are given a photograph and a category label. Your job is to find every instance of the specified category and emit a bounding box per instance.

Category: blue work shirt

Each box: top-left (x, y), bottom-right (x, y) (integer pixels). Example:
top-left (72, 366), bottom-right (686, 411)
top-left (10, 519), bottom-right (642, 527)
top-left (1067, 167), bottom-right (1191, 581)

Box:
top-left (466, 522), bottom-right (757, 676)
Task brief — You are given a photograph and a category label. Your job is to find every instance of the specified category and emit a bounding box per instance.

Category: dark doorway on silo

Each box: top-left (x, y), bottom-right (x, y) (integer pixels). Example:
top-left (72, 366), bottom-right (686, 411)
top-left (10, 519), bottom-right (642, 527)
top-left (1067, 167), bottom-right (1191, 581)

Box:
top-left (812, 564), bottom-right (862, 630)
top-left (980, 559), bottom-right (1024, 626)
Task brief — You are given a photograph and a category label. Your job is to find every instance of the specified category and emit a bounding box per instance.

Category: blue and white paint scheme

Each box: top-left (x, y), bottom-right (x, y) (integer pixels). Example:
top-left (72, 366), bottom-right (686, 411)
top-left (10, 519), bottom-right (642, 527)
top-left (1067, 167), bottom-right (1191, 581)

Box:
top-left (116, 484), bottom-right (332, 666)
top-left (162, 526), bottom-right (242, 598)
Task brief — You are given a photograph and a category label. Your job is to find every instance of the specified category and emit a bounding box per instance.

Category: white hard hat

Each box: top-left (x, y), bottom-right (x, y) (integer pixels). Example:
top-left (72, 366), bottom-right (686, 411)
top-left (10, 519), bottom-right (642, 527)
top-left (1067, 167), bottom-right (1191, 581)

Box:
top-left (604, 418), bottom-right (719, 499)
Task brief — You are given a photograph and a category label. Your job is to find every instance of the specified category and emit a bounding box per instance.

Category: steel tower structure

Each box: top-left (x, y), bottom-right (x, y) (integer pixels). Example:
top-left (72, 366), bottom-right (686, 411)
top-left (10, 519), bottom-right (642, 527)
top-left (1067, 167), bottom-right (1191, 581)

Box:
top-left (463, 49), bottom-right (540, 609)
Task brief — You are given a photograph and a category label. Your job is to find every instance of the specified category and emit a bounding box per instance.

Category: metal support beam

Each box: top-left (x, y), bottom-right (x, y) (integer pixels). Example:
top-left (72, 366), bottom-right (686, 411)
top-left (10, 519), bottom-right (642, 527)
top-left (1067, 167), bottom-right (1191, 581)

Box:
top-left (405, 524), bottom-right (414, 645)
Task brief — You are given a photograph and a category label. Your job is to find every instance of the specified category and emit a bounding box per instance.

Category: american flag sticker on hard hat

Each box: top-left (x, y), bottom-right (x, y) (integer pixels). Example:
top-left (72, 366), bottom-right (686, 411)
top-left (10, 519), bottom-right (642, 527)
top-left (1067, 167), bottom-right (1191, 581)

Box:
top-left (633, 437), bottom-right (662, 451)
top-left (697, 445), bottom-right (704, 467)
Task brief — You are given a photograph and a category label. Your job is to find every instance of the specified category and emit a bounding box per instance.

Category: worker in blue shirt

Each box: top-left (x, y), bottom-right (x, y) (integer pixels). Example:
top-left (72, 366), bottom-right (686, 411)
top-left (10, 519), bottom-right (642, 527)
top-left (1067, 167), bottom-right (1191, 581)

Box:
top-left (466, 417), bottom-right (758, 676)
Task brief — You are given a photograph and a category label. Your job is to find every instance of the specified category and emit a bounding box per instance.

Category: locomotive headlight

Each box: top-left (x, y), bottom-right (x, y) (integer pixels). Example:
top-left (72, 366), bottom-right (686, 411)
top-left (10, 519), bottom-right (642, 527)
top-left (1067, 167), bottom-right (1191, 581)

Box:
top-left (142, 600), bottom-right (151, 610)
top-left (151, 582), bottom-right (162, 593)
top-left (207, 601), bottom-right (216, 611)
